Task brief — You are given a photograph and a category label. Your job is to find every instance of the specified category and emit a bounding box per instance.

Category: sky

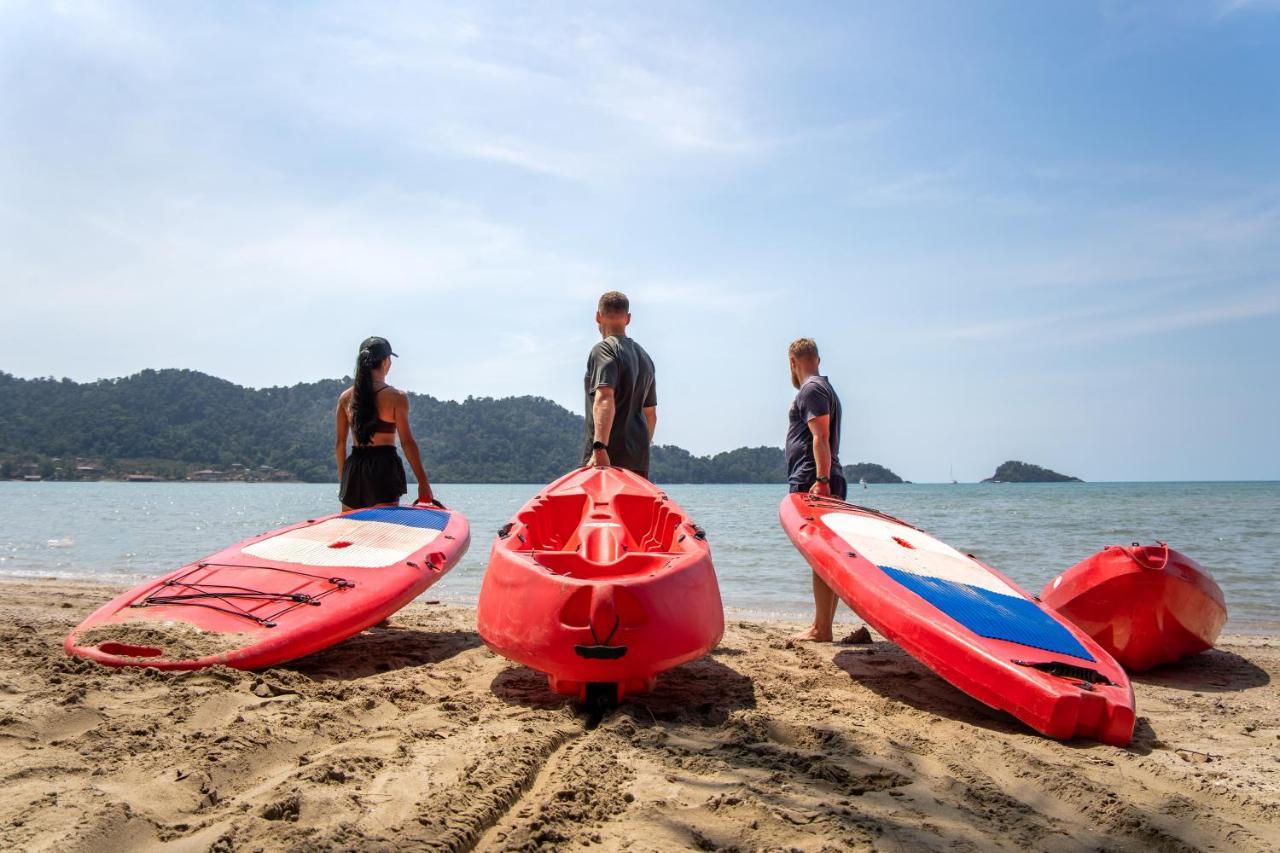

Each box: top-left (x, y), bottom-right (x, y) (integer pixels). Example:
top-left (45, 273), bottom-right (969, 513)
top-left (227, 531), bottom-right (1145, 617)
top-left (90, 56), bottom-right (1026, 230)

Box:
top-left (1, 1), bottom-right (1278, 482)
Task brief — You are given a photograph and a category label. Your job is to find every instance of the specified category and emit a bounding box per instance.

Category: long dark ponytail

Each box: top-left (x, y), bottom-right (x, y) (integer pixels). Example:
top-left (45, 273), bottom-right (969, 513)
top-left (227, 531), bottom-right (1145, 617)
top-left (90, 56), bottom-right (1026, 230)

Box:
top-left (350, 336), bottom-right (395, 445)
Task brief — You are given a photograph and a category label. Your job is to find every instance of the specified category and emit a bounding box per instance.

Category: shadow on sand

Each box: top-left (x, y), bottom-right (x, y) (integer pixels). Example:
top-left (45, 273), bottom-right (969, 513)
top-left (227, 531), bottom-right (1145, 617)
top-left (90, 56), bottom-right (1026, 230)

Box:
top-left (284, 625), bottom-right (483, 680)
top-left (1129, 647), bottom-right (1270, 693)
top-left (833, 644), bottom-right (1183, 752)
top-left (491, 650), bottom-right (757, 727)
top-left (832, 643), bottom-right (1039, 740)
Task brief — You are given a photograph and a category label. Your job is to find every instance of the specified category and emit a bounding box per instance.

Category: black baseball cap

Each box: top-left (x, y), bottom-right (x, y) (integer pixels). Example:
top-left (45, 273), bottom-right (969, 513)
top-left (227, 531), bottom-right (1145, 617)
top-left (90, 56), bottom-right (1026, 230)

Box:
top-left (360, 336), bottom-right (397, 359)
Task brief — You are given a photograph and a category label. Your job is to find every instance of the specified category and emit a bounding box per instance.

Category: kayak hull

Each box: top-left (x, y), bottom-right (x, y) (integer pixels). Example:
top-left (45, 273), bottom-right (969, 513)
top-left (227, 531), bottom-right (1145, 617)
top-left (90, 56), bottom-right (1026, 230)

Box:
top-left (1041, 544), bottom-right (1226, 672)
top-left (477, 467), bottom-right (724, 701)
top-left (780, 493), bottom-right (1135, 746)
top-left (66, 505), bottom-right (470, 670)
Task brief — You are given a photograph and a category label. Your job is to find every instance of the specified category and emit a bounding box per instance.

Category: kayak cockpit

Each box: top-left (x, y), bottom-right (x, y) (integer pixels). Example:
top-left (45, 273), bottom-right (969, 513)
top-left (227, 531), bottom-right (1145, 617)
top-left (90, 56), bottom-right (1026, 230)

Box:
top-left (510, 485), bottom-right (688, 578)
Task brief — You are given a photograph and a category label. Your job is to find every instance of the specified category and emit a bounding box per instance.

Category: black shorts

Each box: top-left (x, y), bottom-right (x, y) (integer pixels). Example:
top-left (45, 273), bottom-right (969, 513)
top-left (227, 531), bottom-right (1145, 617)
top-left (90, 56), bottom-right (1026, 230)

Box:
top-left (339, 445), bottom-right (407, 509)
top-left (790, 475), bottom-right (848, 500)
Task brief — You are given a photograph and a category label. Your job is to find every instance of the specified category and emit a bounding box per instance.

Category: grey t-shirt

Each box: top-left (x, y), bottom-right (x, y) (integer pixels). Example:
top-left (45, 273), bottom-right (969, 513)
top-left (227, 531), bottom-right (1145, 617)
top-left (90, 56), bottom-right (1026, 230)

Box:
top-left (582, 335), bottom-right (657, 475)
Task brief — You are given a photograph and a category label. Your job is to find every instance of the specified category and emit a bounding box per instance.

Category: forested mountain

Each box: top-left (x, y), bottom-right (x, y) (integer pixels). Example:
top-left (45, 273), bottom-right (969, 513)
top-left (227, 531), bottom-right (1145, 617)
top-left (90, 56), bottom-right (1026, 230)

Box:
top-left (0, 370), bottom-right (902, 484)
top-left (982, 460), bottom-right (1083, 483)
top-left (843, 462), bottom-right (905, 484)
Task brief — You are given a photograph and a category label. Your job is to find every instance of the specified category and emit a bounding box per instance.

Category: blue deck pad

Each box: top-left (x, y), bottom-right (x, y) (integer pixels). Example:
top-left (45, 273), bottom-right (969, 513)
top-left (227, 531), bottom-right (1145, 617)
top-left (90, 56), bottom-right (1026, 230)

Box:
top-left (346, 506), bottom-right (451, 531)
top-left (879, 565), bottom-right (1094, 661)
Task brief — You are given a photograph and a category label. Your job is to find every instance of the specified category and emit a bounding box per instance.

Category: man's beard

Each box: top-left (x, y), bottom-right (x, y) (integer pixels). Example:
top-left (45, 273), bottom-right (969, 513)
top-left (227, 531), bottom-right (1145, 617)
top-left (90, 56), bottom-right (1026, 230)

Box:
top-left (790, 366), bottom-right (801, 389)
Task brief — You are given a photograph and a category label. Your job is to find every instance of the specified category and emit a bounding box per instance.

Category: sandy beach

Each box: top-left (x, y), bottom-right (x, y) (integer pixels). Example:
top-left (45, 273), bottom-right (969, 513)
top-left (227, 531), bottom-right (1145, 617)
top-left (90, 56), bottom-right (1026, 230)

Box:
top-left (1, 578), bottom-right (1276, 852)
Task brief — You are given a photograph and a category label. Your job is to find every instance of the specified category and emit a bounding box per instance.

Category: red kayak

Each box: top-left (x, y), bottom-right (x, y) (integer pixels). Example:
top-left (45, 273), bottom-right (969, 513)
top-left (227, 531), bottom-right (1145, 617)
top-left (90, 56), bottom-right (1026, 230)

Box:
top-left (781, 494), bottom-right (1135, 746)
top-left (477, 467), bottom-right (724, 703)
top-left (1041, 543), bottom-right (1227, 672)
top-left (66, 505), bottom-right (470, 670)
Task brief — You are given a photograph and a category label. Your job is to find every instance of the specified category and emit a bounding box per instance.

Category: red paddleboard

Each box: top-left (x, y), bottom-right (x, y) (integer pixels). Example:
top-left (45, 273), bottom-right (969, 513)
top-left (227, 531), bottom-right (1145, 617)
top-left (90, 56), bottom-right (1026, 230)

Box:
top-left (1042, 543), bottom-right (1227, 672)
top-left (477, 467), bottom-right (724, 703)
top-left (780, 493), bottom-right (1135, 745)
top-left (66, 505), bottom-right (470, 670)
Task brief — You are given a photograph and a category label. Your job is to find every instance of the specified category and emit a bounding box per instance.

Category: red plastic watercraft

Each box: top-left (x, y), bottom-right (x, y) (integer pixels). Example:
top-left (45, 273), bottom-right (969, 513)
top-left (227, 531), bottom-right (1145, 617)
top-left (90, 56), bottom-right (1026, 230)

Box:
top-left (780, 493), bottom-right (1135, 745)
top-left (66, 505), bottom-right (470, 670)
top-left (1041, 543), bottom-right (1227, 672)
top-left (477, 467), bottom-right (724, 703)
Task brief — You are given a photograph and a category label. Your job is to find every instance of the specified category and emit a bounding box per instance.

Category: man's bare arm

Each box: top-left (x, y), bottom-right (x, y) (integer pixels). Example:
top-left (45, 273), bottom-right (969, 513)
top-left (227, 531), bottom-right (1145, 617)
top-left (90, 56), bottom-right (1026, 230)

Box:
top-left (589, 386), bottom-right (616, 466)
top-left (643, 406), bottom-right (657, 441)
top-left (808, 414), bottom-right (833, 495)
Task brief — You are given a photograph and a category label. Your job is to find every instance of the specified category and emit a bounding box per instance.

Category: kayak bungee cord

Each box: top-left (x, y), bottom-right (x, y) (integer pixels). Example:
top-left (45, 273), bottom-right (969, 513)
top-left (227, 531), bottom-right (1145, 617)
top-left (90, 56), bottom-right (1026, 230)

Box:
top-left (132, 563), bottom-right (355, 628)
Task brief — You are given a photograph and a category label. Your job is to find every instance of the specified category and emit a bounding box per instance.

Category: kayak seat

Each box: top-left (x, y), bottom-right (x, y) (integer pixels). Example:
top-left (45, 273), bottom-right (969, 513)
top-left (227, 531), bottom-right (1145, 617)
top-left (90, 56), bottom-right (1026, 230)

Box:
top-left (530, 550), bottom-right (674, 579)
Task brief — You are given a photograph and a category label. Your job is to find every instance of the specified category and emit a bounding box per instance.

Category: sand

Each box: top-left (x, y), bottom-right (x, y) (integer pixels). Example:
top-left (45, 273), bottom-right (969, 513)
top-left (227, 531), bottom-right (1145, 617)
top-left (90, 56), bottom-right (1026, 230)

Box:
top-left (1, 578), bottom-right (1277, 852)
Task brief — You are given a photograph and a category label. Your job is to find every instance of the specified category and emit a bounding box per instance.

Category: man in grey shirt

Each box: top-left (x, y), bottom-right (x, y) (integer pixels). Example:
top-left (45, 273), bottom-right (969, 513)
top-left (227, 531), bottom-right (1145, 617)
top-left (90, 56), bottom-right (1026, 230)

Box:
top-left (582, 291), bottom-right (657, 478)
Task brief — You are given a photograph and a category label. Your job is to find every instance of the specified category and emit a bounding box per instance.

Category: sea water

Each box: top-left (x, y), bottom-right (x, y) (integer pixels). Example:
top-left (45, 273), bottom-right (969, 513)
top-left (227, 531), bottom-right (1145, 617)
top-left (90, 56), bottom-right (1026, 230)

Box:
top-left (1, 481), bottom-right (1276, 632)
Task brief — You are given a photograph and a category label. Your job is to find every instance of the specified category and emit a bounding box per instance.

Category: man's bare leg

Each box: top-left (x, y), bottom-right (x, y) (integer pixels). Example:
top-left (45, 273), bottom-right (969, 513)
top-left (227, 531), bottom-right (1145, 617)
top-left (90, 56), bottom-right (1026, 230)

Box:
top-left (791, 571), bottom-right (838, 641)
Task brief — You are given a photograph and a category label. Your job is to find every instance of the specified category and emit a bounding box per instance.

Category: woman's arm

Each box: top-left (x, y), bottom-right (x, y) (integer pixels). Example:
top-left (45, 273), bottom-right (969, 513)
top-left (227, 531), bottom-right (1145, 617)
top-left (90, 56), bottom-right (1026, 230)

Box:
top-left (334, 393), bottom-right (350, 476)
top-left (394, 391), bottom-right (435, 505)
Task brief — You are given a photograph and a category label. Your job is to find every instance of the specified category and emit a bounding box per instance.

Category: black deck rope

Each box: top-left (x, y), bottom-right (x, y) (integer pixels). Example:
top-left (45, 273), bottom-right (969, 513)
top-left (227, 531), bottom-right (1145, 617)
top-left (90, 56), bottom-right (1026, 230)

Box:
top-left (132, 564), bottom-right (354, 628)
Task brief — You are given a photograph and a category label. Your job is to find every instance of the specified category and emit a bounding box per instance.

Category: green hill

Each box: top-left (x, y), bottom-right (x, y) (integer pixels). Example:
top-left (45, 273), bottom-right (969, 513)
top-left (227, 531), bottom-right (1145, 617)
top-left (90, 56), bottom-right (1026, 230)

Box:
top-left (843, 462), bottom-right (905, 484)
top-left (982, 460), bottom-right (1082, 483)
top-left (0, 370), bottom-right (903, 485)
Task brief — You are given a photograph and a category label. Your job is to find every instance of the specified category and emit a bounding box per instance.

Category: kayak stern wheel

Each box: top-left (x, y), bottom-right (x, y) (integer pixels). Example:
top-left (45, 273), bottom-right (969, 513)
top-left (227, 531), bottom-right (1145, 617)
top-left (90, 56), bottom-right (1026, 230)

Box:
top-left (583, 681), bottom-right (619, 729)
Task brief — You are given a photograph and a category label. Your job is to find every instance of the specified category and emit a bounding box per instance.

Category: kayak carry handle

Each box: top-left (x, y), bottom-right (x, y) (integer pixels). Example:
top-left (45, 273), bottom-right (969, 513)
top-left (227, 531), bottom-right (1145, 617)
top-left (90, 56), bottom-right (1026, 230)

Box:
top-left (574, 644), bottom-right (628, 659)
top-left (1122, 541), bottom-right (1170, 571)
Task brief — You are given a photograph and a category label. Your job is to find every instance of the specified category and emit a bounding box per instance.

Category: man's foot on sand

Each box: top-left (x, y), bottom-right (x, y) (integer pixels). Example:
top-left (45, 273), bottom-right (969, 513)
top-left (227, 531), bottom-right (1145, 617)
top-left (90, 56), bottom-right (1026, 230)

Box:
top-left (790, 626), bottom-right (833, 642)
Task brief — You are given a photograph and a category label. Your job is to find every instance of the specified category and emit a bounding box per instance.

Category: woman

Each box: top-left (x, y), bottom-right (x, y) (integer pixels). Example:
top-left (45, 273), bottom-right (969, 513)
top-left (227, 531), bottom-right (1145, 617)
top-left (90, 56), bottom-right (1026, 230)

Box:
top-left (335, 336), bottom-right (438, 510)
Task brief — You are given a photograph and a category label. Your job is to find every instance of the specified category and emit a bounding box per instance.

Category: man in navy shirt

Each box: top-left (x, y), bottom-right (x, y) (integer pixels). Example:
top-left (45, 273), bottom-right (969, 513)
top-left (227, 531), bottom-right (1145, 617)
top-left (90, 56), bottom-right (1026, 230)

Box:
top-left (785, 337), bottom-right (846, 641)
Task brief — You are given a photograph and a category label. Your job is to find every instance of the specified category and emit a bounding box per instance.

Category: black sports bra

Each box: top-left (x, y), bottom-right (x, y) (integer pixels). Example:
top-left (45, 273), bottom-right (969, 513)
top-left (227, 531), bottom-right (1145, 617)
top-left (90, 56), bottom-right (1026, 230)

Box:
top-left (354, 386), bottom-right (396, 434)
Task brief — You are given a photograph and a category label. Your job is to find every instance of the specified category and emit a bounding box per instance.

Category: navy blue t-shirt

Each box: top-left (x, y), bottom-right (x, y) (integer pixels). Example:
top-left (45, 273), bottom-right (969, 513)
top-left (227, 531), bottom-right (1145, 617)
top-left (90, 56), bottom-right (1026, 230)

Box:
top-left (785, 375), bottom-right (843, 488)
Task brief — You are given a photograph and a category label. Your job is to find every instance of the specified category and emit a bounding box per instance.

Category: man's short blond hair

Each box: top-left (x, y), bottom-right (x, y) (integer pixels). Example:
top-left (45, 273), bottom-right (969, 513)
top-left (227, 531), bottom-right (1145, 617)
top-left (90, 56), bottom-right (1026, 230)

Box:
top-left (789, 338), bottom-right (819, 360)
top-left (598, 291), bottom-right (630, 316)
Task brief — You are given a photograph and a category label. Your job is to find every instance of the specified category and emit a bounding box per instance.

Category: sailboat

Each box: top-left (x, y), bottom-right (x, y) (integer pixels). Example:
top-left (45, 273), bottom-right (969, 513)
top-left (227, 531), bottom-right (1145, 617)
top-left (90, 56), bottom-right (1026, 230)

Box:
top-left (950, 465), bottom-right (958, 485)
top-left (860, 476), bottom-right (868, 490)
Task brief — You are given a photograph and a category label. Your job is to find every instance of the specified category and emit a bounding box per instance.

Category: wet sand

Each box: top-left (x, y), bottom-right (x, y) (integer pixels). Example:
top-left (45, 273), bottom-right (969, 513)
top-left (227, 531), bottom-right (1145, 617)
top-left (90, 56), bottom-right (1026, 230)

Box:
top-left (1, 578), bottom-right (1277, 851)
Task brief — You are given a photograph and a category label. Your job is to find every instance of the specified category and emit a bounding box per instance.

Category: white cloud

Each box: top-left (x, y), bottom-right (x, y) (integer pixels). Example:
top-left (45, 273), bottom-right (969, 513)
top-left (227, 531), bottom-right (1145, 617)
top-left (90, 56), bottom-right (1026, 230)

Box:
top-left (942, 284), bottom-right (1280, 344)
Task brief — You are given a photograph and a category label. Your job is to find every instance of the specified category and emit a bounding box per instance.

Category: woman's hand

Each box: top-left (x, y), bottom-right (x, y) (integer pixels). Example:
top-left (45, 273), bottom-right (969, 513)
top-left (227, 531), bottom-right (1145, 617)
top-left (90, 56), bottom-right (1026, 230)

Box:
top-left (416, 484), bottom-right (435, 505)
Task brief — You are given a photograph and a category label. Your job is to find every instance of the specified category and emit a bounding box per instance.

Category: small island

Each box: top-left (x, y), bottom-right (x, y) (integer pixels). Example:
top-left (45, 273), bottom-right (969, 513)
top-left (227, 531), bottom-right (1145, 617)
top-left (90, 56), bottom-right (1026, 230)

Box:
top-left (843, 462), bottom-right (904, 484)
top-left (982, 460), bottom-right (1082, 483)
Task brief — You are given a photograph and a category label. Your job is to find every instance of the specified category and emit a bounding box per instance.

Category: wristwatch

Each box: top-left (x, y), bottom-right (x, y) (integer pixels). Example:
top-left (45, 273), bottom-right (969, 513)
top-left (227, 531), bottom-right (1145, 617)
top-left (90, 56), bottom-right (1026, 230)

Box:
top-left (592, 440), bottom-right (607, 451)
top-left (816, 475), bottom-right (830, 484)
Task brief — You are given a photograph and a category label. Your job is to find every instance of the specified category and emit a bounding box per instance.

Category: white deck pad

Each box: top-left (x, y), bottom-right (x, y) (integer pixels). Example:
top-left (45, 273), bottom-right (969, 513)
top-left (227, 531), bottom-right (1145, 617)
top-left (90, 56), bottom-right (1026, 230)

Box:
top-left (822, 512), bottom-right (1018, 597)
top-left (242, 518), bottom-right (440, 568)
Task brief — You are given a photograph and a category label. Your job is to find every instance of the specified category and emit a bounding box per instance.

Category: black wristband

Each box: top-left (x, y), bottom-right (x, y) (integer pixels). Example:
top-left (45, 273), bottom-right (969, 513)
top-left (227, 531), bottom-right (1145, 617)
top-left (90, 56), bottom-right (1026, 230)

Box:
top-left (816, 475), bottom-right (830, 483)
top-left (592, 440), bottom-right (606, 451)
